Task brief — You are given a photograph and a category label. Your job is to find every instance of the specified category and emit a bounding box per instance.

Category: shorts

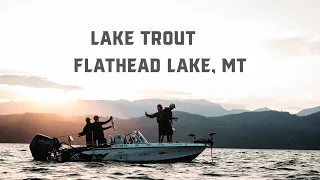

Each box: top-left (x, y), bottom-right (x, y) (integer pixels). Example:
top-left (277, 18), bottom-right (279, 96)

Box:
top-left (160, 123), bottom-right (173, 136)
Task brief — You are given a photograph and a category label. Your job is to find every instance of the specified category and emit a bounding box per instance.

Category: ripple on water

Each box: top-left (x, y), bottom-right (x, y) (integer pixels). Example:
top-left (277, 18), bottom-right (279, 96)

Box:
top-left (277, 167), bottom-right (296, 171)
top-left (84, 162), bottom-right (105, 168)
top-left (113, 172), bottom-right (125, 175)
top-left (67, 173), bottom-right (81, 176)
top-left (1, 144), bottom-right (320, 180)
top-left (23, 167), bottom-right (51, 172)
top-left (274, 159), bottom-right (298, 167)
top-left (137, 164), bottom-right (155, 168)
top-left (202, 173), bottom-right (223, 177)
top-left (126, 175), bottom-right (164, 180)
top-left (309, 170), bottom-right (319, 174)
top-left (260, 166), bottom-right (276, 171)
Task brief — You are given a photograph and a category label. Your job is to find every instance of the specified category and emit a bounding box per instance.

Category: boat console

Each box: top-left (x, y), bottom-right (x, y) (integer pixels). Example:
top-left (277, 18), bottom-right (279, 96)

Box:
top-left (110, 131), bottom-right (148, 145)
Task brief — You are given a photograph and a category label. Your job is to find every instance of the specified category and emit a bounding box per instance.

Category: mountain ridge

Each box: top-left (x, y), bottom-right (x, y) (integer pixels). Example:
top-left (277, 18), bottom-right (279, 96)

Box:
top-left (0, 99), bottom-right (319, 119)
top-left (0, 110), bottom-right (319, 150)
top-left (296, 106), bottom-right (320, 116)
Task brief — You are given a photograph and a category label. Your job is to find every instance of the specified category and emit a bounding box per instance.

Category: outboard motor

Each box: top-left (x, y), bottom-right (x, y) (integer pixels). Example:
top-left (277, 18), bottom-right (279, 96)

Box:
top-left (29, 134), bottom-right (61, 161)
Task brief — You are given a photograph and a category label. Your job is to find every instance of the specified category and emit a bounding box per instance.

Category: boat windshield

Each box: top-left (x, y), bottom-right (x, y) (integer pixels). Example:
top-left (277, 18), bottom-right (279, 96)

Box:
top-left (135, 131), bottom-right (148, 143)
top-left (126, 131), bottom-right (148, 144)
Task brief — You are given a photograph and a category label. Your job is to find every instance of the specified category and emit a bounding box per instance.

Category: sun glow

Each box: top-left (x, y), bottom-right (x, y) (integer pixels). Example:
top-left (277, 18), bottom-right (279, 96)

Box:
top-left (1, 85), bottom-right (80, 103)
top-left (29, 90), bottom-right (80, 103)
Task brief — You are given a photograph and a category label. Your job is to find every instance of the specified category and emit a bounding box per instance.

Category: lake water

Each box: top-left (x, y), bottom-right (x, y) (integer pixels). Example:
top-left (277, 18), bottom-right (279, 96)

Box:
top-left (0, 143), bottom-right (319, 180)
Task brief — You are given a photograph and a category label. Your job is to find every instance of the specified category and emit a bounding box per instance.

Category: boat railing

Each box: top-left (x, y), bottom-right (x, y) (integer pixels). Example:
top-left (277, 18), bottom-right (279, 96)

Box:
top-left (60, 131), bottom-right (150, 149)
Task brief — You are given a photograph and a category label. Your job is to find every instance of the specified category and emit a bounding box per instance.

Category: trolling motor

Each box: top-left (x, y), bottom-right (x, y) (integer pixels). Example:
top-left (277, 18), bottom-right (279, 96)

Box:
top-left (208, 132), bottom-right (216, 146)
top-left (188, 132), bottom-right (216, 145)
top-left (190, 132), bottom-right (216, 163)
top-left (188, 133), bottom-right (196, 142)
top-left (207, 132), bottom-right (216, 163)
top-left (192, 132), bottom-right (216, 145)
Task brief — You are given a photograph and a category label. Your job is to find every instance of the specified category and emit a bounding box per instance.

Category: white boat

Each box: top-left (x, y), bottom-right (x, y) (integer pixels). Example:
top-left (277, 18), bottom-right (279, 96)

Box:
top-left (30, 127), bottom-right (216, 163)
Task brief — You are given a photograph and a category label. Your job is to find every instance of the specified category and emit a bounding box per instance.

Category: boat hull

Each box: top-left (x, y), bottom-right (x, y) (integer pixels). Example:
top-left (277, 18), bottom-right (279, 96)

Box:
top-left (60, 143), bottom-right (207, 163)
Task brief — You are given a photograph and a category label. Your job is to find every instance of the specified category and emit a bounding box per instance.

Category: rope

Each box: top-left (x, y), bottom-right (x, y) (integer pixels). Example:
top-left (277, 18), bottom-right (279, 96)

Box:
top-left (56, 133), bottom-right (79, 138)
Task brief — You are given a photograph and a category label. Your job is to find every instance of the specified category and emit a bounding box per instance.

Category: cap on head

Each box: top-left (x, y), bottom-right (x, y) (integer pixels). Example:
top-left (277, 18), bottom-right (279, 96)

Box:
top-left (169, 103), bottom-right (175, 109)
top-left (93, 115), bottom-right (100, 120)
top-left (85, 117), bottom-right (91, 121)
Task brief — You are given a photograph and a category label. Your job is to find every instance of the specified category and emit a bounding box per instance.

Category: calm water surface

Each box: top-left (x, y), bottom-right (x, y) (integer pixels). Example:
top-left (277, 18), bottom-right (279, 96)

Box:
top-left (0, 144), bottom-right (319, 180)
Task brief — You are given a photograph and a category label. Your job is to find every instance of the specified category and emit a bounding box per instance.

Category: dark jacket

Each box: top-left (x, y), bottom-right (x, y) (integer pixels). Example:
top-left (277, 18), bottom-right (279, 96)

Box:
top-left (162, 107), bottom-right (174, 124)
top-left (78, 123), bottom-right (95, 142)
top-left (160, 107), bottom-right (174, 135)
top-left (93, 119), bottom-right (112, 140)
top-left (145, 111), bottom-right (163, 124)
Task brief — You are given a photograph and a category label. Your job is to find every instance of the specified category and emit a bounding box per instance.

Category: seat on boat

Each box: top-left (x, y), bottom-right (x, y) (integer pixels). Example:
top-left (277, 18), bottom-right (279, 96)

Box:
top-left (114, 134), bottom-right (125, 144)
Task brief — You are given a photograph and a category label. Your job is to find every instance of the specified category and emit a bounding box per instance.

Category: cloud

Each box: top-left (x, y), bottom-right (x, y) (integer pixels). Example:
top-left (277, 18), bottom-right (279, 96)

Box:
top-left (262, 37), bottom-right (320, 56)
top-left (0, 75), bottom-right (83, 91)
top-left (0, 85), bottom-right (82, 102)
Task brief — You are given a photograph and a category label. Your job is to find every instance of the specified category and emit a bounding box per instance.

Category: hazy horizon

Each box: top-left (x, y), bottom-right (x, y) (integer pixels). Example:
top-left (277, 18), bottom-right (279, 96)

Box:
top-left (1, 0), bottom-right (320, 114)
top-left (0, 98), bottom-right (318, 115)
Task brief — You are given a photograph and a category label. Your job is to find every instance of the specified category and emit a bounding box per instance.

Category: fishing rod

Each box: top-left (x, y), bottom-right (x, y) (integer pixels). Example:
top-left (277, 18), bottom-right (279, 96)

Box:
top-left (172, 122), bottom-right (194, 133)
top-left (175, 117), bottom-right (216, 128)
top-left (56, 133), bottom-right (79, 138)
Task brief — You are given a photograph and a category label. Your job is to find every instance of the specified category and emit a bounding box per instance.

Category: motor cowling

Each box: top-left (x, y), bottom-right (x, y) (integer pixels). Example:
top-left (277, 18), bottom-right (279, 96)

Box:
top-left (29, 134), bottom-right (61, 161)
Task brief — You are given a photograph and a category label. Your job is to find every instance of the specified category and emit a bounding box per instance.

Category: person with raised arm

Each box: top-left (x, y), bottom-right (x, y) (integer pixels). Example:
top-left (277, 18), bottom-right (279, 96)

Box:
top-left (145, 104), bottom-right (164, 142)
top-left (92, 115), bottom-right (113, 145)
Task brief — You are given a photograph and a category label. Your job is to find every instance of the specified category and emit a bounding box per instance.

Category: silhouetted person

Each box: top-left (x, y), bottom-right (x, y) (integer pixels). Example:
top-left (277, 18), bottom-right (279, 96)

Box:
top-left (145, 104), bottom-right (168, 142)
top-left (78, 117), bottom-right (95, 147)
top-left (160, 103), bottom-right (178, 143)
top-left (93, 115), bottom-right (113, 145)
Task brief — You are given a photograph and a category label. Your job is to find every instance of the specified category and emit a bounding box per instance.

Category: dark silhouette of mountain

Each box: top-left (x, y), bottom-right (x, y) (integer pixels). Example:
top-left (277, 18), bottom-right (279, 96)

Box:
top-left (0, 111), bottom-right (319, 150)
top-left (3, 99), bottom-right (317, 118)
top-left (0, 99), bottom-right (247, 118)
top-left (228, 109), bottom-right (250, 114)
top-left (296, 106), bottom-right (320, 116)
top-left (253, 107), bottom-right (272, 112)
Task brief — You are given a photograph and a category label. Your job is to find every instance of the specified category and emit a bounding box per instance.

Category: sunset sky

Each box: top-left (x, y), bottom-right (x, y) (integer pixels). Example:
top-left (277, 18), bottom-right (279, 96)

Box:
top-left (1, 0), bottom-right (320, 113)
